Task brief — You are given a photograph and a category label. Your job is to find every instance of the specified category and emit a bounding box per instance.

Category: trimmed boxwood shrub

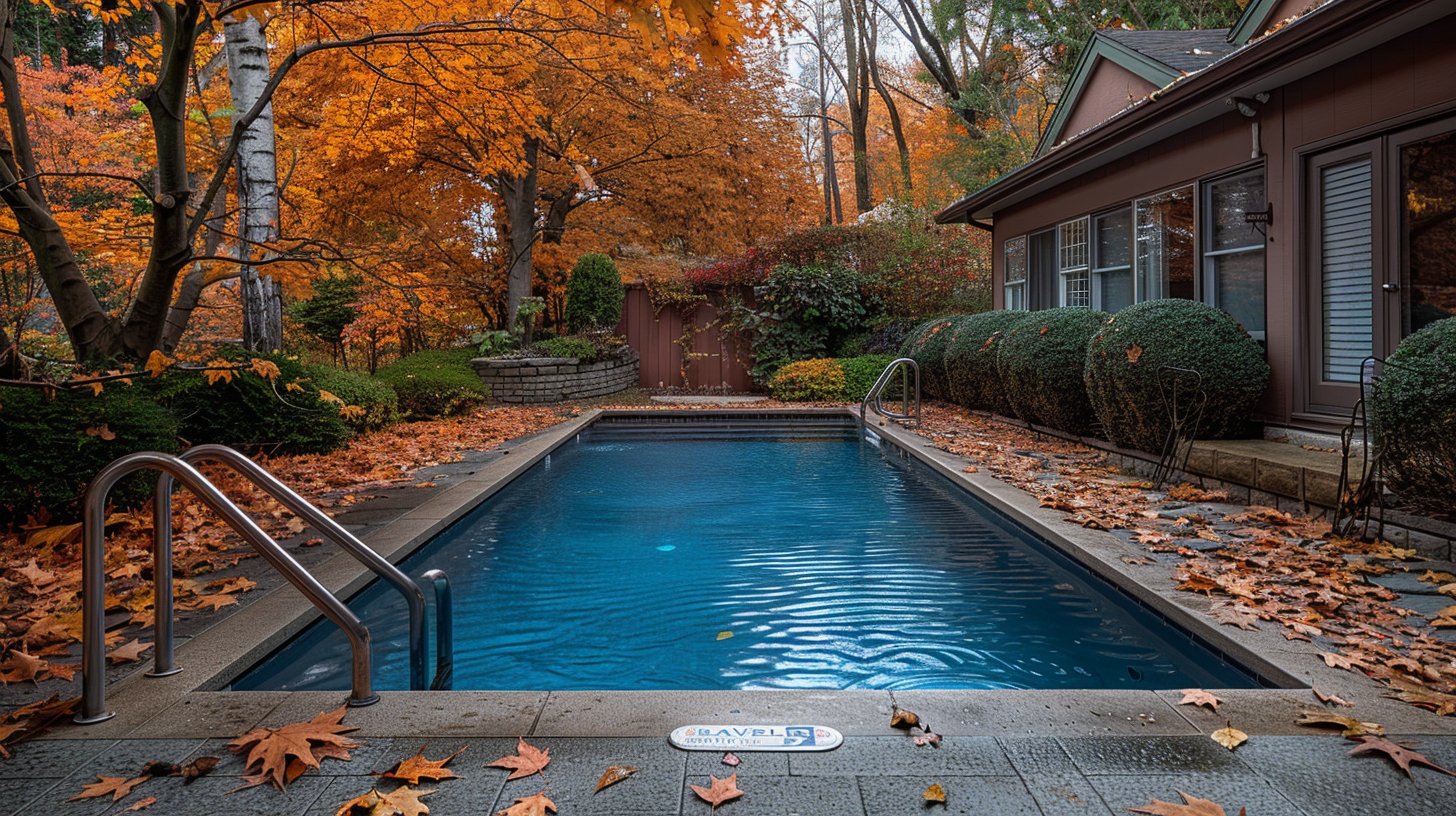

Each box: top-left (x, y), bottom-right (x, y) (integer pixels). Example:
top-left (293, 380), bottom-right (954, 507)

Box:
top-left (900, 316), bottom-right (966, 400)
top-left (376, 348), bottom-right (489, 419)
top-left (1370, 317), bottom-right (1456, 512)
top-left (160, 350), bottom-right (353, 455)
top-left (768, 358), bottom-right (846, 401)
top-left (943, 310), bottom-right (1027, 414)
top-left (996, 308), bottom-right (1108, 434)
top-left (0, 384), bottom-right (179, 522)
top-left (1084, 299), bottom-right (1269, 453)
top-left (838, 354), bottom-right (896, 401)
top-left (304, 364), bottom-right (399, 431)
top-left (564, 253), bottom-right (625, 332)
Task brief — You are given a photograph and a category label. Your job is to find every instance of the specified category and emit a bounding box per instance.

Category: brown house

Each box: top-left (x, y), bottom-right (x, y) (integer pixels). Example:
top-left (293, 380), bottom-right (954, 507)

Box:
top-left (936, 0), bottom-right (1456, 435)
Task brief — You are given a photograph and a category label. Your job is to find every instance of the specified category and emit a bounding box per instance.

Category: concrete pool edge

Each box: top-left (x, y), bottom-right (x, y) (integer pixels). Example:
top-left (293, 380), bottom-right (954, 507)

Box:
top-left (48, 407), bottom-right (1456, 741)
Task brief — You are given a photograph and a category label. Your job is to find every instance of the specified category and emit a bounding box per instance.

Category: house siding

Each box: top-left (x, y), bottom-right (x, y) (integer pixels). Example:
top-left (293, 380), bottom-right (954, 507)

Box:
top-left (1057, 59), bottom-right (1159, 146)
top-left (986, 18), bottom-right (1456, 431)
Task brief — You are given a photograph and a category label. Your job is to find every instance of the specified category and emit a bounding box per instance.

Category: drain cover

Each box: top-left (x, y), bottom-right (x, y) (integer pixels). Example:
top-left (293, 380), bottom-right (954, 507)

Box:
top-left (669, 725), bottom-right (843, 752)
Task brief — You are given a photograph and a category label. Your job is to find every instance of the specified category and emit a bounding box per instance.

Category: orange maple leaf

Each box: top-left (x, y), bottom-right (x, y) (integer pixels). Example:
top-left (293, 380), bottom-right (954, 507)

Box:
top-left (1126, 343), bottom-right (1144, 364)
top-left (203, 360), bottom-right (235, 385)
top-left (228, 706), bottom-right (360, 790)
top-left (495, 791), bottom-right (556, 816)
top-left (1129, 791), bottom-right (1239, 815)
top-left (488, 737), bottom-right (551, 780)
top-left (334, 786), bottom-right (435, 816)
top-left (68, 774), bottom-right (150, 802)
top-left (106, 639), bottom-right (152, 664)
top-left (1177, 689), bottom-right (1221, 713)
top-left (690, 772), bottom-right (744, 809)
top-left (1347, 735), bottom-right (1456, 778)
top-left (376, 745), bottom-right (465, 784)
top-left (144, 350), bottom-right (172, 378)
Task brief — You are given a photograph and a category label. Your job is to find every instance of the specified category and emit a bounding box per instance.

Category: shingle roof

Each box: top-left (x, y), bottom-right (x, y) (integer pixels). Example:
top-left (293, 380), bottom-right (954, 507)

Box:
top-left (1099, 28), bottom-right (1236, 74)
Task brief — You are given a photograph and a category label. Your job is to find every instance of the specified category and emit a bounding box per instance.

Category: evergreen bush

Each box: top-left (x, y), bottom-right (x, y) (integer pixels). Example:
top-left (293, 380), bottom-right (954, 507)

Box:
top-left (564, 253), bottom-right (624, 332)
top-left (304, 364), bottom-right (399, 431)
top-left (767, 358), bottom-right (846, 402)
top-left (1084, 299), bottom-right (1269, 453)
top-left (899, 316), bottom-right (966, 400)
top-left (996, 308), bottom-right (1108, 434)
top-left (838, 354), bottom-right (897, 401)
top-left (375, 348), bottom-right (489, 419)
top-left (942, 310), bottom-right (1026, 413)
top-left (159, 350), bottom-right (353, 455)
top-left (0, 383), bottom-right (179, 522)
top-left (1370, 317), bottom-right (1456, 513)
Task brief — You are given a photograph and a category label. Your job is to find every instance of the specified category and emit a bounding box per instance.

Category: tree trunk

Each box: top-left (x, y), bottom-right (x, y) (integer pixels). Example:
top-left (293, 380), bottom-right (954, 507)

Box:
top-left (225, 12), bottom-right (283, 352)
top-left (838, 0), bottom-right (872, 214)
top-left (494, 137), bottom-right (540, 332)
top-left (864, 6), bottom-right (912, 196)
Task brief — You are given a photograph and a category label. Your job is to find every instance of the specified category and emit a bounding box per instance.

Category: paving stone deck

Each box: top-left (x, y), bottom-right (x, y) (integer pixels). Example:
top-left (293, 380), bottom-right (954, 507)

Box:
top-left (8, 733), bottom-right (1456, 815)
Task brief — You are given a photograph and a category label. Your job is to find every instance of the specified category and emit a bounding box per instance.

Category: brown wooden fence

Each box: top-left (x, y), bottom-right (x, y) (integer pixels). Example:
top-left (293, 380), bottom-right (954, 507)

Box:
top-left (616, 284), bottom-right (754, 391)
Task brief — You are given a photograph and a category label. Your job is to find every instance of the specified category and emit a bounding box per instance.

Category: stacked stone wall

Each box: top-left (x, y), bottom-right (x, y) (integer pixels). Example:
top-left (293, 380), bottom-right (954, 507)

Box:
top-left (473, 348), bottom-right (639, 404)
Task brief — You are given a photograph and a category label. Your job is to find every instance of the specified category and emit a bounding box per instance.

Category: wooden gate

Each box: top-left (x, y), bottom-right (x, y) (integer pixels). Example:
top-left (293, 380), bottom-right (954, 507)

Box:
top-left (616, 285), bottom-right (754, 391)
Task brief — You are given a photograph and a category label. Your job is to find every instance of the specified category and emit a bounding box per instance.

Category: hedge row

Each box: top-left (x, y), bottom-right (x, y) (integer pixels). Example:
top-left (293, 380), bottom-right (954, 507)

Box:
top-left (899, 299), bottom-right (1271, 449)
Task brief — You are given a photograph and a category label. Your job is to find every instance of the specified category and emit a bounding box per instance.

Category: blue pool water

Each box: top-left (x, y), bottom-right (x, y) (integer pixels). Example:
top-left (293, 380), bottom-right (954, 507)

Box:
top-left (234, 422), bottom-right (1258, 691)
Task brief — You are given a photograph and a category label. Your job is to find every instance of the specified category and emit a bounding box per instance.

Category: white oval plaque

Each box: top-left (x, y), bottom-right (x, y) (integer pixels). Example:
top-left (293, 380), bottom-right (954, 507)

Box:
top-left (669, 724), bottom-right (843, 752)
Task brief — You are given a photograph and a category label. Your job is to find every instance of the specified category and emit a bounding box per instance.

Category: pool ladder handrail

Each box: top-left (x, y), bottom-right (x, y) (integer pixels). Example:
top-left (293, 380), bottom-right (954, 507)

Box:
top-left (76, 450), bottom-right (378, 724)
top-left (421, 569), bottom-right (454, 689)
top-left (861, 357), bottom-right (921, 427)
top-left (153, 445), bottom-right (433, 692)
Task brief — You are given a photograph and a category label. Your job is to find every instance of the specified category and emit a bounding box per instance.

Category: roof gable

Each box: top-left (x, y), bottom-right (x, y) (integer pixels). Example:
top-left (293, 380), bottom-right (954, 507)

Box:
top-left (1036, 29), bottom-right (1234, 156)
top-left (1229, 0), bottom-right (1319, 44)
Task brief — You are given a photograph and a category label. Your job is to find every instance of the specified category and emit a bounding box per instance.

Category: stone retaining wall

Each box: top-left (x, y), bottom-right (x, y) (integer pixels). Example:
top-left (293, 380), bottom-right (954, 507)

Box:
top-left (472, 348), bottom-right (639, 404)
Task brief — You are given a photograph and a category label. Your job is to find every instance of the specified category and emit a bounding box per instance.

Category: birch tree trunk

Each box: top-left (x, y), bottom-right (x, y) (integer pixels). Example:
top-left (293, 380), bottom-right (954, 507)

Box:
top-left (224, 12), bottom-right (283, 352)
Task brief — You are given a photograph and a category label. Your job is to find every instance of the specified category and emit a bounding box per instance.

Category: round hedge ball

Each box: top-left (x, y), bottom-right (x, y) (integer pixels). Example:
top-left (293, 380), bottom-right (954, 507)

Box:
top-left (900, 315), bottom-right (969, 400)
top-left (943, 310), bottom-right (1028, 414)
top-left (996, 307), bottom-right (1109, 434)
top-left (1369, 317), bottom-right (1456, 512)
top-left (1083, 299), bottom-right (1269, 453)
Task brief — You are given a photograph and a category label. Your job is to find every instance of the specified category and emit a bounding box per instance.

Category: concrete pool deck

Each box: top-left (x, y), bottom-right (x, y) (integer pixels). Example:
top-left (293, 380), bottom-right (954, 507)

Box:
top-left (12, 408), bottom-right (1456, 814)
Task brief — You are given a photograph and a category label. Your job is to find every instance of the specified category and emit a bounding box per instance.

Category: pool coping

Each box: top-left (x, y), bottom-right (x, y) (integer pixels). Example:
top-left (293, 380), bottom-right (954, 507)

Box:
top-left (47, 408), bottom-right (1456, 742)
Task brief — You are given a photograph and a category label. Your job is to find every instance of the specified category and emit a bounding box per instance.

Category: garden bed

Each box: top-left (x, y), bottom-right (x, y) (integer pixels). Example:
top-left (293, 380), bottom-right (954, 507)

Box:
top-left (472, 346), bottom-right (640, 403)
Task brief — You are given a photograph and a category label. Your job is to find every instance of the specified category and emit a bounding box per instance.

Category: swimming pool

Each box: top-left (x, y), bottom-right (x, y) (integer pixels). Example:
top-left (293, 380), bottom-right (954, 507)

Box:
top-left (233, 415), bottom-right (1259, 692)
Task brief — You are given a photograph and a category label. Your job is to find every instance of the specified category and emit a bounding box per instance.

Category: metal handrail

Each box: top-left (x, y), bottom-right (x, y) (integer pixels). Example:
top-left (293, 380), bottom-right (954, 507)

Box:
top-left (77, 452), bottom-right (377, 724)
top-left (860, 357), bottom-right (921, 426)
top-left (421, 569), bottom-right (454, 690)
top-left (154, 445), bottom-right (429, 690)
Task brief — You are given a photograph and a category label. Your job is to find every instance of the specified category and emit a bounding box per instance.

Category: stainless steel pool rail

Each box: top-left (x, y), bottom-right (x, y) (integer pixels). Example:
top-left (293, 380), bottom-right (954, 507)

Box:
top-left (861, 357), bottom-right (921, 426)
top-left (153, 445), bottom-right (431, 691)
top-left (421, 569), bottom-right (454, 689)
top-left (77, 451), bottom-right (377, 724)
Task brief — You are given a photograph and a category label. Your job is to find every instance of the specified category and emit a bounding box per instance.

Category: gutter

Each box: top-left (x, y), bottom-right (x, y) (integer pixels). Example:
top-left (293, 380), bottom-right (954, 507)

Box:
top-left (934, 0), bottom-right (1440, 224)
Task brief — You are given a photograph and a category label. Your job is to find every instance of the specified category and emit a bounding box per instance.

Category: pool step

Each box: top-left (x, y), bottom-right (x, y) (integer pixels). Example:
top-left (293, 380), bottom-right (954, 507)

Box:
top-left (587, 412), bottom-right (859, 441)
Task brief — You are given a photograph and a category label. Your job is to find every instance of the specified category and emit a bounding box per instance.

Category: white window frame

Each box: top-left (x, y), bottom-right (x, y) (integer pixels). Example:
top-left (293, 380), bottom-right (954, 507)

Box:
top-left (1058, 217), bottom-right (1090, 308)
top-left (1003, 235), bottom-right (1027, 310)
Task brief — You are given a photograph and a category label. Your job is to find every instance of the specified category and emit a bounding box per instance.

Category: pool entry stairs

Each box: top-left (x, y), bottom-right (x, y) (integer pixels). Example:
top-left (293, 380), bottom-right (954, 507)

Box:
top-left (73, 446), bottom-right (454, 724)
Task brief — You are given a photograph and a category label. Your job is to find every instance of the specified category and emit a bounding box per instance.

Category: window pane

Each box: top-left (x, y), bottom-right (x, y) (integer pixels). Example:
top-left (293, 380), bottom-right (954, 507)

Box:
top-left (1209, 171), bottom-right (1265, 250)
top-left (1094, 208), bottom-right (1131, 268)
top-left (1135, 187), bottom-right (1195, 300)
top-left (1211, 251), bottom-right (1265, 337)
top-left (1004, 236), bottom-right (1027, 283)
top-left (1097, 268), bottom-right (1134, 312)
top-left (1004, 282), bottom-right (1025, 310)
top-left (1401, 129), bottom-right (1456, 335)
top-left (1063, 271), bottom-right (1090, 309)
top-left (1059, 219), bottom-right (1088, 270)
top-left (1320, 160), bottom-right (1373, 383)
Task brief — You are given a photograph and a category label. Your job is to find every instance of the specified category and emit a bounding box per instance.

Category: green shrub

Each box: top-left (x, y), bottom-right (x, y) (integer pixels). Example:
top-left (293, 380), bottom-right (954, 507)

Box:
top-left (941, 310), bottom-right (1027, 413)
top-left (749, 262), bottom-right (879, 381)
top-left (304, 364), bottom-right (399, 431)
top-left (533, 335), bottom-right (599, 362)
top-left (160, 350), bottom-right (353, 455)
top-left (838, 354), bottom-right (896, 401)
top-left (995, 308), bottom-right (1108, 434)
top-left (1370, 317), bottom-right (1456, 512)
top-left (767, 358), bottom-right (846, 401)
top-left (900, 316), bottom-right (966, 400)
top-left (1084, 299), bottom-right (1269, 453)
top-left (375, 348), bottom-right (489, 419)
top-left (564, 253), bottom-right (625, 332)
top-left (0, 383), bottom-right (179, 522)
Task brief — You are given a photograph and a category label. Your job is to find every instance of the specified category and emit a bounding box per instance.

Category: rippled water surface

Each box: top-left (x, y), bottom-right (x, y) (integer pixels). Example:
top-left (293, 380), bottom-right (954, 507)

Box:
top-left (235, 429), bottom-right (1256, 691)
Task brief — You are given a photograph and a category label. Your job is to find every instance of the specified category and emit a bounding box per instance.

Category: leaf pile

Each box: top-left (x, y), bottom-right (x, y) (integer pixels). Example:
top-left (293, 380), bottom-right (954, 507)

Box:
top-left (913, 404), bottom-right (1456, 716)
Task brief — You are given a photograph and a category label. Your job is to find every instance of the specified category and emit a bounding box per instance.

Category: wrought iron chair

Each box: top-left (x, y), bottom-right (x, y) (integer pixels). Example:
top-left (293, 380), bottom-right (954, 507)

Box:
top-left (1332, 355), bottom-right (1417, 539)
top-left (1151, 366), bottom-right (1208, 490)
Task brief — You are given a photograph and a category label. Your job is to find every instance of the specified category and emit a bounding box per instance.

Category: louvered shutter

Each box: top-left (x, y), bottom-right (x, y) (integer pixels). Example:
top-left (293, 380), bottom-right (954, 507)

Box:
top-left (1319, 160), bottom-right (1373, 383)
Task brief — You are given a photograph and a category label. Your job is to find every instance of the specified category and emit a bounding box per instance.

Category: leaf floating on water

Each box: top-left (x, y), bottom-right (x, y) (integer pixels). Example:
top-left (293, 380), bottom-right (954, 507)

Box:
top-left (1211, 726), bottom-right (1247, 750)
top-left (889, 705), bottom-right (920, 729)
top-left (715, 631), bottom-right (733, 641)
top-left (690, 773), bottom-right (744, 809)
top-left (594, 764), bottom-right (637, 792)
top-left (721, 752), bottom-right (740, 767)
top-left (922, 782), bottom-right (946, 804)
top-left (1053, 583), bottom-right (1075, 592)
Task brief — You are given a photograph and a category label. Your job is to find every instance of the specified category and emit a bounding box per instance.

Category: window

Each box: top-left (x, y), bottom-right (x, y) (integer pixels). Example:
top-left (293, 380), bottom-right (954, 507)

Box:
top-left (1135, 186), bottom-right (1195, 301)
top-left (1399, 127), bottom-right (1456, 336)
top-left (1202, 169), bottom-right (1266, 339)
top-left (1058, 218), bottom-right (1090, 308)
top-left (1092, 207), bottom-right (1133, 311)
top-left (1003, 236), bottom-right (1027, 309)
top-left (1317, 158), bottom-right (1374, 384)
